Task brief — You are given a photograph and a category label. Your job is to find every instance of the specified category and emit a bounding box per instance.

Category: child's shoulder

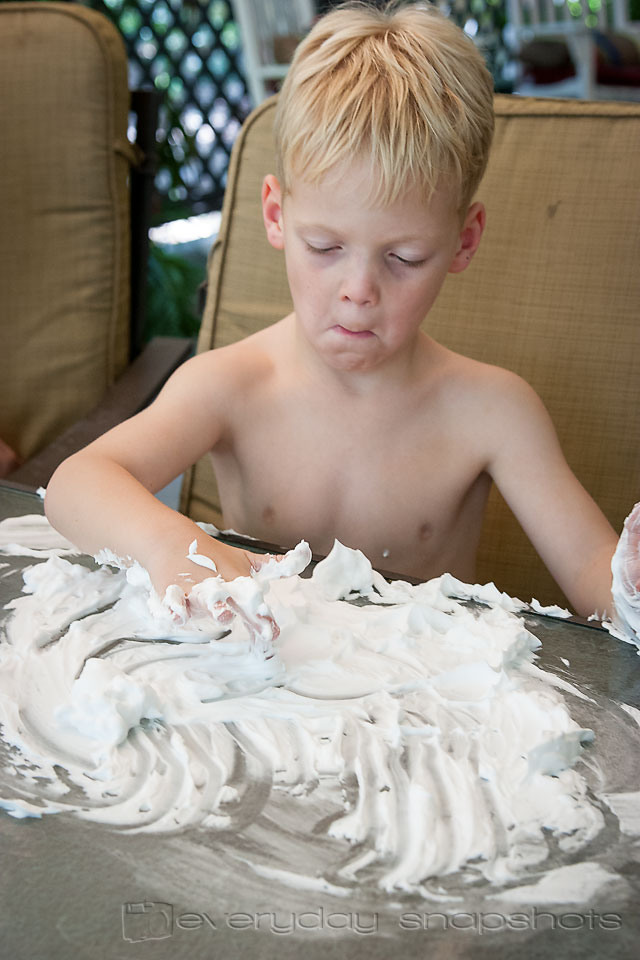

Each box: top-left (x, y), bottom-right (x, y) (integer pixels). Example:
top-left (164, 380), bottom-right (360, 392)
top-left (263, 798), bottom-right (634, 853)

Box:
top-left (423, 344), bottom-right (554, 470)
top-left (172, 320), bottom-right (285, 394)
top-left (435, 342), bottom-right (533, 395)
top-left (431, 343), bottom-right (546, 431)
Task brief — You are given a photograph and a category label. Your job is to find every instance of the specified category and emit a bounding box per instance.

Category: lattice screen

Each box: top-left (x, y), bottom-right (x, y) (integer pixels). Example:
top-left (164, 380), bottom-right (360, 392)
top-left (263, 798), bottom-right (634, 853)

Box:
top-left (84, 0), bottom-right (252, 220)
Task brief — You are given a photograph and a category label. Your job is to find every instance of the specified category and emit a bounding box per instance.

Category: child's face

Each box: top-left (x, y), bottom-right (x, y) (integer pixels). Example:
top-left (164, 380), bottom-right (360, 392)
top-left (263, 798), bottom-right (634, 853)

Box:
top-left (263, 160), bottom-right (484, 374)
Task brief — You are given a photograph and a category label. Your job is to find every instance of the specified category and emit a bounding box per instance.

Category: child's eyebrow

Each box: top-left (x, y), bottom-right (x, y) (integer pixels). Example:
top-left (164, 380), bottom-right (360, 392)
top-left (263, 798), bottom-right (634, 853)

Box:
top-left (388, 234), bottom-right (429, 245)
top-left (294, 220), bottom-right (338, 234)
top-left (295, 221), bottom-right (429, 245)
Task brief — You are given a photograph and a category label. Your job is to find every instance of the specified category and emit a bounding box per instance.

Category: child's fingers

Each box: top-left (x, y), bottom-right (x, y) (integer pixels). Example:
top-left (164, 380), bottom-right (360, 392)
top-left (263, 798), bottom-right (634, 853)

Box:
top-left (165, 585), bottom-right (189, 625)
top-left (257, 612), bottom-right (280, 644)
top-left (225, 596), bottom-right (280, 650)
top-left (210, 599), bottom-right (236, 624)
top-left (622, 502), bottom-right (640, 591)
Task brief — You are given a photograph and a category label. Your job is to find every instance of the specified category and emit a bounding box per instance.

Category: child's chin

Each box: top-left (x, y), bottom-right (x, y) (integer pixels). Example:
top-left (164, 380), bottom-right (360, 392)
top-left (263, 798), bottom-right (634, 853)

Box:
top-left (324, 348), bottom-right (386, 373)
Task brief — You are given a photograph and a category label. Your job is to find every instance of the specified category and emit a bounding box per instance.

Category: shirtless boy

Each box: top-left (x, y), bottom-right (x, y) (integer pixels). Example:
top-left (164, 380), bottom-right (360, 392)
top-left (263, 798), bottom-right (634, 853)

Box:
top-left (45, 2), bottom-right (620, 620)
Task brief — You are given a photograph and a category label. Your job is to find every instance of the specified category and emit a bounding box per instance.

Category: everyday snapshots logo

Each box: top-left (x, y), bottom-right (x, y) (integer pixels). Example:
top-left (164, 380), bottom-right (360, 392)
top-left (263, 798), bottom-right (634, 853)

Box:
top-left (120, 903), bottom-right (623, 942)
top-left (122, 902), bottom-right (174, 942)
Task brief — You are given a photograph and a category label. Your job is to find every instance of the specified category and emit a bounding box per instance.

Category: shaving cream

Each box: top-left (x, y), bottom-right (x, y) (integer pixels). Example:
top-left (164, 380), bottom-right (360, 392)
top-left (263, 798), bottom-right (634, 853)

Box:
top-left (0, 514), bottom-right (635, 901)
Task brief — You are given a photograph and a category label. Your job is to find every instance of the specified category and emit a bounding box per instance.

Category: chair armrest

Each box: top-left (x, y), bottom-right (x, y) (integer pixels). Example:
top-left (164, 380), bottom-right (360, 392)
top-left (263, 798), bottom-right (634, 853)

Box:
top-left (8, 336), bottom-right (193, 491)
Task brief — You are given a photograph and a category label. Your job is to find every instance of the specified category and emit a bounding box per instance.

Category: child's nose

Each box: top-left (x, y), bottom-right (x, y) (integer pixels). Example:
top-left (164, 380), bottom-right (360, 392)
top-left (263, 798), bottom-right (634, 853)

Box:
top-left (339, 259), bottom-right (379, 307)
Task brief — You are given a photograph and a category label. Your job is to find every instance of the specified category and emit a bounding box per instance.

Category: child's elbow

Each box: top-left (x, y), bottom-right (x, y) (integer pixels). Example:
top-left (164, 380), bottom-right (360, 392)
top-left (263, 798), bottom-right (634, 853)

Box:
top-left (44, 451), bottom-right (87, 525)
top-left (43, 459), bottom-right (67, 525)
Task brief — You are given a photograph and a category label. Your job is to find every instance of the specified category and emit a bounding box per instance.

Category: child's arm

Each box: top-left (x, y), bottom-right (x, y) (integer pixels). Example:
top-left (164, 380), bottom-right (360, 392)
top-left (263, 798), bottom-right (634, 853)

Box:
top-left (45, 352), bottom-right (261, 602)
top-left (481, 371), bottom-right (619, 618)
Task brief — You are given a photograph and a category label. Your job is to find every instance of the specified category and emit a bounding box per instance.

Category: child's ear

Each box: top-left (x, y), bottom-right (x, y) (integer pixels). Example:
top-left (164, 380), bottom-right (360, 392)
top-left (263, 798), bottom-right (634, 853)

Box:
top-left (448, 202), bottom-right (486, 274)
top-left (262, 174), bottom-right (285, 250)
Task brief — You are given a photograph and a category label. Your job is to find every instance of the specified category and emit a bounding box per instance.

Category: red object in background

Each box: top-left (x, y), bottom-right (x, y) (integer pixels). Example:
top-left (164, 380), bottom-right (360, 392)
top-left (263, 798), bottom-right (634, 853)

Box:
top-left (520, 30), bottom-right (640, 88)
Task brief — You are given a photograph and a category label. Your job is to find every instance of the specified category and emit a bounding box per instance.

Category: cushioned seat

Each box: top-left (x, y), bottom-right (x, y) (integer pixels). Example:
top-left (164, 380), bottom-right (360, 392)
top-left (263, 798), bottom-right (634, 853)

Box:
top-left (0, 2), bottom-right (132, 461)
top-left (1, 2), bottom-right (191, 488)
top-left (180, 94), bottom-right (640, 608)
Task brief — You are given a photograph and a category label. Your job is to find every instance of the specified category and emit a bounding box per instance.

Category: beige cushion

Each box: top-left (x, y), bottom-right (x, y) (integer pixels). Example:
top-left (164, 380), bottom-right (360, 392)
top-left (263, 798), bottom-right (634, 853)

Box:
top-left (181, 94), bottom-right (640, 607)
top-left (0, 2), bottom-right (132, 460)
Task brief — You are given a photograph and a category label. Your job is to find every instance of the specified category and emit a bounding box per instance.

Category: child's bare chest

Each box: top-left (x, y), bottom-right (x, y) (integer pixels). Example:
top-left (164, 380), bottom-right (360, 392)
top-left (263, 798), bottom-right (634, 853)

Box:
top-left (213, 392), bottom-right (490, 581)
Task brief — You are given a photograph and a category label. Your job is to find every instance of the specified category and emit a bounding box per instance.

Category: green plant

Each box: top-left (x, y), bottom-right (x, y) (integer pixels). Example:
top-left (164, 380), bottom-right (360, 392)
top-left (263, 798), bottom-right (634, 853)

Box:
top-left (144, 242), bottom-right (204, 341)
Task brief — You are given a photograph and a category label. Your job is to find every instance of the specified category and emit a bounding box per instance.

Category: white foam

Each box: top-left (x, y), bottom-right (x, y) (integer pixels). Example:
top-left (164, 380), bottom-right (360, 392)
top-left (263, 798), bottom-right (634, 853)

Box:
top-left (492, 862), bottom-right (622, 904)
top-left (0, 514), bottom-right (80, 558)
top-left (0, 514), bottom-right (626, 899)
top-left (601, 791), bottom-right (640, 837)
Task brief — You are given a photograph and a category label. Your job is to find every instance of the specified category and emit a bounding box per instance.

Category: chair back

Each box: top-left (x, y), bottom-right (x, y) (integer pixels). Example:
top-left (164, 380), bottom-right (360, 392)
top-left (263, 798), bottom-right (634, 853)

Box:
top-left (233, 0), bottom-right (316, 105)
top-left (507, 0), bottom-right (609, 33)
top-left (181, 94), bottom-right (640, 607)
top-left (0, 2), bottom-right (134, 462)
top-left (506, 0), bottom-right (640, 99)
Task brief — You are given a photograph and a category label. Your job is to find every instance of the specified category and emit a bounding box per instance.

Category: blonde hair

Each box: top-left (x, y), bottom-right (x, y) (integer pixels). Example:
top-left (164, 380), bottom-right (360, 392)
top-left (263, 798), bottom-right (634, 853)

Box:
top-left (274, 1), bottom-right (494, 212)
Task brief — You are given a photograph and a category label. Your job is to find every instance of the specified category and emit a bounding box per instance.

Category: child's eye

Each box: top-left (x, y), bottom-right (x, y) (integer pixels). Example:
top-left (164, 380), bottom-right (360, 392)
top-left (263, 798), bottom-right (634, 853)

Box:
top-left (392, 254), bottom-right (426, 268)
top-left (305, 243), bottom-right (338, 255)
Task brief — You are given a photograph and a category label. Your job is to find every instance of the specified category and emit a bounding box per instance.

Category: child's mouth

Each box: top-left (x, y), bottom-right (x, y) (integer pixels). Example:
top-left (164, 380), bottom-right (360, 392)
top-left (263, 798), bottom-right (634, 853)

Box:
top-left (332, 325), bottom-right (375, 339)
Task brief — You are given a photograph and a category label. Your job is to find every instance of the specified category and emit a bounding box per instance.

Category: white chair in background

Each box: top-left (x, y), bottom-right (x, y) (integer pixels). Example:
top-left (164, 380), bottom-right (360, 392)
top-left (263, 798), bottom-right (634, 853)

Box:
top-left (506, 0), bottom-right (640, 99)
top-left (234, 0), bottom-right (316, 107)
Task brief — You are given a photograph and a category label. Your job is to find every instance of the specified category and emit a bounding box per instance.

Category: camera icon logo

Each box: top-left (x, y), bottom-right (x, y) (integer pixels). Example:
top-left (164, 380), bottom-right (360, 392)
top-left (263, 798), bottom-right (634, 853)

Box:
top-left (122, 901), bottom-right (174, 942)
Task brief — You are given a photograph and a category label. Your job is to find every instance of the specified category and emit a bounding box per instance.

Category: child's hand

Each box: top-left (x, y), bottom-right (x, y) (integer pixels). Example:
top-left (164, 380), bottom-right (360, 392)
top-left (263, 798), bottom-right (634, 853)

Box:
top-left (148, 537), bottom-right (281, 645)
top-left (610, 502), bottom-right (640, 641)
top-left (148, 537), bottom-right (264, 596)
top-left (620, 502), bottom-right (640, 591)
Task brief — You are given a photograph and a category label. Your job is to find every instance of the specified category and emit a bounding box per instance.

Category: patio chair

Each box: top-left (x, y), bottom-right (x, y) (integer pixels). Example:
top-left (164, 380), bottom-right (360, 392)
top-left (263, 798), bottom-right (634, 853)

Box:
top-left (233, 0), bottom-right (316, 105)
top-left (180, 93), bottom-right (640, 608)
top-left (1, 2), bottom-right (192, 489)
top-left (506, 0), bottom-right (640, 99)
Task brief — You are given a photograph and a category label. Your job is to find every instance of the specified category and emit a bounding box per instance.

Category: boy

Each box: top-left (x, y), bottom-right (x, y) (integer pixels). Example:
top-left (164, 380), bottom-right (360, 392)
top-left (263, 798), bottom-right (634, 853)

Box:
top-left (45, 2), bottom-right (621, 621)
